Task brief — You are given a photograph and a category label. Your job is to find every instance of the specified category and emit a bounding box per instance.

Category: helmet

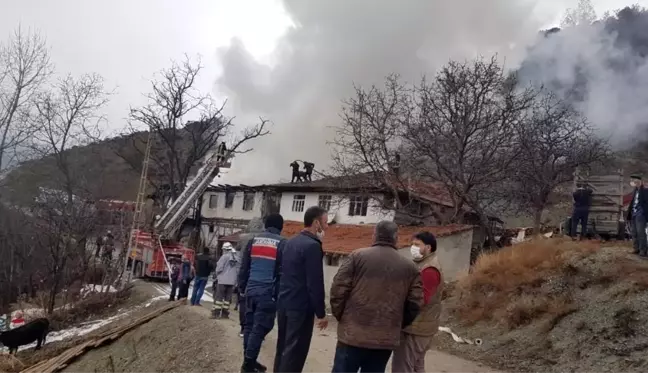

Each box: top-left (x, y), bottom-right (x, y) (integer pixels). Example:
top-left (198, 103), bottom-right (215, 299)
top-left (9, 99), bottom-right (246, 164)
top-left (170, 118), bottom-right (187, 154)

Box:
top-left (222, 242), bottom-right (234, 251)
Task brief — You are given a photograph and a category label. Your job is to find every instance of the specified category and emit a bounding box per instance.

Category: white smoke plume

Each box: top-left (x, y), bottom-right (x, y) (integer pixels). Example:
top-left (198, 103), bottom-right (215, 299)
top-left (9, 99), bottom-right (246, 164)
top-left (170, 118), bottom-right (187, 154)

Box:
top-left (518, 6), bottom-right (648, 148)
top-left (215, 0), bottom-right (638, 184)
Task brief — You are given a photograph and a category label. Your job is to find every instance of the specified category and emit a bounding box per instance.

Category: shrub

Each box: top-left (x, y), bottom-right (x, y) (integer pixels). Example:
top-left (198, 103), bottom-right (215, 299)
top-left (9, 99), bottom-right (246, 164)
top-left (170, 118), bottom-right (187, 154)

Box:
top-left (453, 238), bottom-right (599, 326)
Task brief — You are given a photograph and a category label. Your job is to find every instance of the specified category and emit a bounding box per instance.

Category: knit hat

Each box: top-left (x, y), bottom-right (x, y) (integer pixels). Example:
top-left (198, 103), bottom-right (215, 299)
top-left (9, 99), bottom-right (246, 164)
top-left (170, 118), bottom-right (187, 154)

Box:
top-left (264, 213), bottom-right (284, 232)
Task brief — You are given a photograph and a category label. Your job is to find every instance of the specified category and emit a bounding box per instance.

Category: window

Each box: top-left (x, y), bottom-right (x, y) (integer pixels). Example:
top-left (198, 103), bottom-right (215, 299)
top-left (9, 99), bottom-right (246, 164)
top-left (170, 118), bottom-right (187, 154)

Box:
top-left (209, 195), bottom-right (218, 209)
top-left (348, 196), bottom-right (369, 216)
top-left (292, 194), bottom-right (306, 212)
top-left (242, 192), bottom-right (255, 211)
top-left (225, 191), bottom-right (234, 208)
top-left (318, 195), bottom-right (332, 211)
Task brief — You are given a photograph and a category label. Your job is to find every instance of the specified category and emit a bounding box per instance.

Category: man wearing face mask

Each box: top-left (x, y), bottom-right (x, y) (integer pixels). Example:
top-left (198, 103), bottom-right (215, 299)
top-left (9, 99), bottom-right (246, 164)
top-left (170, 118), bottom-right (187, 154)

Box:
top-left (627, 175), bottom-right (648, 258)
top-left (273, 206), bottom-right (328, 373)
top-left (392, 232), bottom-right (443, 373)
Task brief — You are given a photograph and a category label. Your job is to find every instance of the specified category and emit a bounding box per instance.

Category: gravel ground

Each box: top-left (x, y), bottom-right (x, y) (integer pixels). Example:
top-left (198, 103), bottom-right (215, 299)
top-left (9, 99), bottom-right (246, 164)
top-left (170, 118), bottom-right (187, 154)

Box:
top-left (63, 284), bottom-right (498, 373)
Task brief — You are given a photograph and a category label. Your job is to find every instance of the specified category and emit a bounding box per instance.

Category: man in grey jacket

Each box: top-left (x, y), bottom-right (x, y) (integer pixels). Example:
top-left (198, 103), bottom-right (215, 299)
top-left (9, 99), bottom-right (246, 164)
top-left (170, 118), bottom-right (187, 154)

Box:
top-left (212, 242), bottom-right (240, 319)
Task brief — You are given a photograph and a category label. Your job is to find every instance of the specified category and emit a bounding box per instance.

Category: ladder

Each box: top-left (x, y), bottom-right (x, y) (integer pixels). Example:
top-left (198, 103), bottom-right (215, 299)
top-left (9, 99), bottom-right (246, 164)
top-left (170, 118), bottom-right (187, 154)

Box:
top-left (154, 142), bottom-right (229, 239)
top-left (122, 131), bottom-right (154, 282)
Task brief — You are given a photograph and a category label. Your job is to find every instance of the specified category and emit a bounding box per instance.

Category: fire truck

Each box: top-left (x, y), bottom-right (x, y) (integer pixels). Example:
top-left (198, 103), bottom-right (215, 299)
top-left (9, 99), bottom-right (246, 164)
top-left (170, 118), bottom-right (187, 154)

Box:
top-left (125, 141), bottom-right (230, 282)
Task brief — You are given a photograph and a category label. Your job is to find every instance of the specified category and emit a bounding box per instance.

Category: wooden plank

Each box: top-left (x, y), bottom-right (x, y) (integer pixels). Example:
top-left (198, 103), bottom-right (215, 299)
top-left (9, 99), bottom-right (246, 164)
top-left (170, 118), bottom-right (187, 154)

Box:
top-left (21, 301), bottom-right (182, 373)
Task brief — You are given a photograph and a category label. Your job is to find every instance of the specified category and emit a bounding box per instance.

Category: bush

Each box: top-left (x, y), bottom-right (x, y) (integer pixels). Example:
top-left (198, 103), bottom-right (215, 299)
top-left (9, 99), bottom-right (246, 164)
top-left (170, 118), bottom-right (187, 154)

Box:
top-left (453, 238), bottom-right (599, 327)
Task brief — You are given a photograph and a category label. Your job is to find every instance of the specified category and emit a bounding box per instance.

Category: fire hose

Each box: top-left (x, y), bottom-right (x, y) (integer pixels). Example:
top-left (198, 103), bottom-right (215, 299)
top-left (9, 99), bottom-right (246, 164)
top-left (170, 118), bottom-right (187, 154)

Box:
top-left (438, 326), bottom-right (483, 345)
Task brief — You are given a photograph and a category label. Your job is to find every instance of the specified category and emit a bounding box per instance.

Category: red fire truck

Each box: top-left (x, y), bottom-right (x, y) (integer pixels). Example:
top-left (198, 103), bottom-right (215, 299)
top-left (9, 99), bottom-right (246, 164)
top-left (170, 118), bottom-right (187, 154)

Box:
top-left (130, 230), bottom-right (195, 280)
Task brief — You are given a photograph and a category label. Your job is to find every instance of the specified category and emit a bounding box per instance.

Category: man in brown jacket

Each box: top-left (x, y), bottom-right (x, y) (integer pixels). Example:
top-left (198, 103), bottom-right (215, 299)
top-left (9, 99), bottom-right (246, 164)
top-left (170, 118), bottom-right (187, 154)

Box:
top-left (330, 221), bottom-right (423, 373)
top-left (392, 231), bottom-right (443, 372)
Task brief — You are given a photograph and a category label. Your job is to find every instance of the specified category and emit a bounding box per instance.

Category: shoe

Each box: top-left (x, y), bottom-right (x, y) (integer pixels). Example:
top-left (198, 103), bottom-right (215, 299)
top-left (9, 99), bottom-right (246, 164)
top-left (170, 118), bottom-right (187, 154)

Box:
top-left (240, 360), bottom-right (257, 373)
top-left (255, 361), bottom-right (267, 372)
top-left (222, 310), bottom-right (230, 319)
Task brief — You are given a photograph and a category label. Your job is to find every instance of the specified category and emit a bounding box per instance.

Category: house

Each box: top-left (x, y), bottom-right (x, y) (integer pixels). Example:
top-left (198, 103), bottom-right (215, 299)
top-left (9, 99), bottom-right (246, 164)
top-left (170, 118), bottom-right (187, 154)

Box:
top-left (200, 174), bottom-right (498, 250)
top-left (219, 220), bottom-right (474, 304)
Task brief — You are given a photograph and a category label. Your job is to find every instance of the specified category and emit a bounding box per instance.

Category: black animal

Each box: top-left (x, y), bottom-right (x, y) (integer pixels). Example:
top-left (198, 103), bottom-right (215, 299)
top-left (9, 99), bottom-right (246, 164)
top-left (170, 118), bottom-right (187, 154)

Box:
top-left (0, 318), bottom-right (49, 354)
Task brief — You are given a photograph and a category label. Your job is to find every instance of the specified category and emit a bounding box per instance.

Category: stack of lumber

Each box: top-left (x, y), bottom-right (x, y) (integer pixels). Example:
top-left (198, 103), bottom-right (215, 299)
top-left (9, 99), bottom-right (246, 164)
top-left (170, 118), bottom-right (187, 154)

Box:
top-left (21, 300), bottom-right (182, 373)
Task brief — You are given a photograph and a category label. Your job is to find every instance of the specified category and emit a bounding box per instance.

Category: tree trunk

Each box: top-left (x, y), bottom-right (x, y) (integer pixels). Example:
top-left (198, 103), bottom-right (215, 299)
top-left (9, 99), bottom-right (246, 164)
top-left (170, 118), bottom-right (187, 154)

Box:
top-left (477, 211), bottom-right (496, 249)
top-left (533, 208), bottom-right (543, 236)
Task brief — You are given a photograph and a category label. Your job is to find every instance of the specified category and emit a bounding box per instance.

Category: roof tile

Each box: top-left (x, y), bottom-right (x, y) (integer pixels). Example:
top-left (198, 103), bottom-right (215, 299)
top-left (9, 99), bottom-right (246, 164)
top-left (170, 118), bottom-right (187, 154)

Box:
top-left (222, 221), bottom-right (473, 255)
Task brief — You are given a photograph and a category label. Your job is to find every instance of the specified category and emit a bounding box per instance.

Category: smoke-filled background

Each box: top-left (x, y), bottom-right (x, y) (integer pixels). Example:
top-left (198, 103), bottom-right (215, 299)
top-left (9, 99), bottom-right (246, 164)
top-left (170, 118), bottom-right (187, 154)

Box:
top-left (216, 0), bottom-right (648, 185)
top-left (519, 5), bottom-right (648, 148)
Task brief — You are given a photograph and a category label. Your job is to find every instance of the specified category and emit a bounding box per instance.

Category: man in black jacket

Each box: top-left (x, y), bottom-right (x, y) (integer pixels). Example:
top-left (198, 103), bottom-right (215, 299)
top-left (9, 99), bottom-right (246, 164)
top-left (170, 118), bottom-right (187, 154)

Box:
top-left (191, 247), bottom-right (214, 306)
top-left (273, 206), bottom-right (329, 373)
top-left (627, 175), bottom-right (648, 258)
top-left (571, 183), bottom-right (593, 240)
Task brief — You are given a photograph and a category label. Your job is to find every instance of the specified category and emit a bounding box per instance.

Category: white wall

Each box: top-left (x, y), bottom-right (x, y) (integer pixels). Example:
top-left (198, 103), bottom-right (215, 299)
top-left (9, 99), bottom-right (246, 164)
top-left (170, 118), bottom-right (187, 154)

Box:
top-left (279, 192), bottom-right (395, 224)
top-left (397, 229), bottom-right (474, 281)
top-left (201, 191), bottom-right (263, 220)
top-left (321, 229), bottom-right (474, 307)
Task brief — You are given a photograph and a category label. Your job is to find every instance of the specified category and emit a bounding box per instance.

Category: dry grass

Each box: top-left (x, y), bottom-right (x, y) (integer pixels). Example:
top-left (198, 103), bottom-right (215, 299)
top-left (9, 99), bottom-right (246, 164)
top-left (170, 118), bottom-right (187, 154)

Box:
top-left (0, 354), bottom-right (25, 372)
top-left (454, 238), bottom-right (600, 328)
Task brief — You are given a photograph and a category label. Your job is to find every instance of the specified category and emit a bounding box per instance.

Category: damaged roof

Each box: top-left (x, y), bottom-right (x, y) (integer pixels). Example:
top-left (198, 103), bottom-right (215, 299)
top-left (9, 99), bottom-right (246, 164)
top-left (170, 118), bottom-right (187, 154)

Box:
top-left (210, 172), bottom-right (454, 207)
top-left (221, 221), bottom-right (473, 255)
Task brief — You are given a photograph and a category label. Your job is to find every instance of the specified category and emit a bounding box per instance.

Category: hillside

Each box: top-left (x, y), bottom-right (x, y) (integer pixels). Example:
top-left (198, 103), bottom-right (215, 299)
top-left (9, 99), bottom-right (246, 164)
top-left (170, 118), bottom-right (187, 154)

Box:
top-left (436, 238), bottom-right (648, 373)
top-left (0, 126), bottom-right (209, 204)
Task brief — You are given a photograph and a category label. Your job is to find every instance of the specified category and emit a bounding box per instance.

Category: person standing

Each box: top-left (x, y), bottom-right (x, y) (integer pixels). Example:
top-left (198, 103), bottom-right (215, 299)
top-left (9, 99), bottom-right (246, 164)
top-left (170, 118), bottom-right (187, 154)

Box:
top-left (330, 221), bottom-right (423, 373)
top-left (178, 256), bottom-right (195, 300)
top-left (212, 242), bottom-right (240, 319)
top-left (571, 183), bottom-right (593, 240)
top-left (627, 175), bottom-right (648, 257)
top-left (273, 206), bottom-right (329, 373)
top-left (237, 218), bottom-right (265, 338)
top-left (191, 247), bottom-right (214, 306)
top-left (238, 214), bottom-right (286, 373)
top-left (392, 232), bottom-right (443, 373)
top-left (169, 259), bottom-right (181, 301)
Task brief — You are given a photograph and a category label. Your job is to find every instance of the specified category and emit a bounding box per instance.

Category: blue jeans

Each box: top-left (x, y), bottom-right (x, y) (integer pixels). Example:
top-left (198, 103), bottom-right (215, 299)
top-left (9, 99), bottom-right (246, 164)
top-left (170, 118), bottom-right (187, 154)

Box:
top-left (632, 214), bottom-right (648, 254)
top-left (190, 276), bottom-right (208, 305)
top-left (243, 293), bottom-right (276, 362)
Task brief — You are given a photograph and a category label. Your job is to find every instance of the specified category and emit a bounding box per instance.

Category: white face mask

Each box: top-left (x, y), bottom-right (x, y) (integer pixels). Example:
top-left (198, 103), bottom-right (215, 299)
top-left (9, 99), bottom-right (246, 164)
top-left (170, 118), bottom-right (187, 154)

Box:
top-left (316, 221), bottom-right (325, 239)
top-left (410, 245), bottom-right (423, 260)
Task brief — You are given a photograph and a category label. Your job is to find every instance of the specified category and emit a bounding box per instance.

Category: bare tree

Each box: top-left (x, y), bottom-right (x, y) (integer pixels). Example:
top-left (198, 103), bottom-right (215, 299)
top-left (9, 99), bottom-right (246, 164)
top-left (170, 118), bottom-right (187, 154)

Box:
top-left (0, 27), bottom-right (52, 178)
top-left (114, 55), bottom-right (269, 204)
top-left (511, 91), bottom-right (610, 233)
top-left (334, 56), bottom-right (537, 245)
top-left (331, 75), bottom-right (417, 213)
top-left (404, 57), bottom-right (536, 242)
top-left (561, 0), bottom-right (597, 27)
top-left (29, 73), bottom-right (109, 313)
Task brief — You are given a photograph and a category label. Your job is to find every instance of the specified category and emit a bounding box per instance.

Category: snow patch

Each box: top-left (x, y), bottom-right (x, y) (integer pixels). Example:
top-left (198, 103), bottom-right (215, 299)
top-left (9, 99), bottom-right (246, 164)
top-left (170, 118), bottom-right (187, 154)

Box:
top-left (1, 293), bottom-right (169, 353)
top-left (81, 284), bottom-right (117, 296)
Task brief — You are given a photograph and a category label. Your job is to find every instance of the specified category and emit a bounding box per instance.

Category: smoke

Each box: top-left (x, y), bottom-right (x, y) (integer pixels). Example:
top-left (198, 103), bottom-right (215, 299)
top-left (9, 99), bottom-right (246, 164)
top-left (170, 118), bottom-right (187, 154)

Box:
top-left (517, 5), bottom-right (648, 148)
top-left (214, 0), bottom-right (553, 184)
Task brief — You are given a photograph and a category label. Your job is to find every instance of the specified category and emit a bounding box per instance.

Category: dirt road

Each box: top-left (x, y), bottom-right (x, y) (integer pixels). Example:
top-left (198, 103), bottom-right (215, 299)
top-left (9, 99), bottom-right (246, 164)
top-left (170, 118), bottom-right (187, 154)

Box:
top-left (148, 282), bottom-right (499, 372)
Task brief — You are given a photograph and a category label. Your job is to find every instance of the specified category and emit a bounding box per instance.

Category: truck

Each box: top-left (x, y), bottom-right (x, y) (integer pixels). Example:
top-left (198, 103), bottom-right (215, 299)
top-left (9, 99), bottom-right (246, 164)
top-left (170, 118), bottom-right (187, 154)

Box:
top-left (125, 142), bottom-right (230, 282)
top-left (568, 169), bottom-right (629, 239)
top-left (130, 230), bottom-right (195, 279)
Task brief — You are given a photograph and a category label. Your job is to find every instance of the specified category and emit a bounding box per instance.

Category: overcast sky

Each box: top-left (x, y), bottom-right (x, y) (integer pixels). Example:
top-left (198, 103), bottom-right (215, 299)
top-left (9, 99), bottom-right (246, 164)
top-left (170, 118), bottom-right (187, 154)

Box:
top-left (1, 0), bottom-right (645, 183)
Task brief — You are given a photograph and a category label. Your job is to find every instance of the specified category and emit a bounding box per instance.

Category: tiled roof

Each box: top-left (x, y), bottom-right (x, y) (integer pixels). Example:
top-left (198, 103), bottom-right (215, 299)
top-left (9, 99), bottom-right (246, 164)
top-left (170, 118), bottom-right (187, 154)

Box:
top-left (221, 221), bottom-right (473, 255)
